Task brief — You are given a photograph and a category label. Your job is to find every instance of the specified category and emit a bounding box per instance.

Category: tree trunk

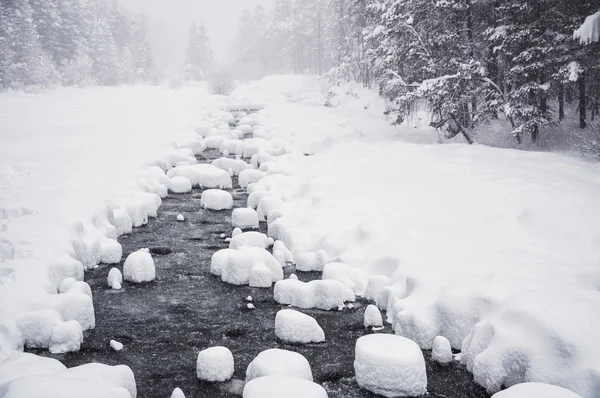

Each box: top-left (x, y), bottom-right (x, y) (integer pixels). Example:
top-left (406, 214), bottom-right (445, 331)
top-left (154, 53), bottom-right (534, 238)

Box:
top-left (450, 115), bottom-right (474, 145)
top-left (579, 72), bottom-right (587, 129)
top-left (558, 83), bottom-right (565, 121)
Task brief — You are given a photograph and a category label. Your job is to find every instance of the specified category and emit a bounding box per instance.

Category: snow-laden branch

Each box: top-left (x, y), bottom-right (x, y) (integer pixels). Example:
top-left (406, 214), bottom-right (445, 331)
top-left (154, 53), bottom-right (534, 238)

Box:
top-left (574, 11), bottom-right (600, 44)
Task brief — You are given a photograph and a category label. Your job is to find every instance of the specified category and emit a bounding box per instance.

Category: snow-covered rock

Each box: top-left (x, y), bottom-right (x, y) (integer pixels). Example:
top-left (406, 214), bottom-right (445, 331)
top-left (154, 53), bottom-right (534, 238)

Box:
top-left (354, 334), bottom-right (427, 397)
top-left (60, 363), bottom-right (136, 398)
top-left (169, 176), bottom-right (192, 194)
top-left (229, 231), bottom-right (273, 249)
top-left (239, 169), bottom-right (265, 188)
top-left (491, 383), bottom-right (582, 398)
top-left (243, 375), bottom-right (327, 398)
top-left (363, 305), bottom-right (383, 328)
top-left (245, 348), bottom-right (313, 383)
top-left (166, 164), bottom-right (232, 189)
top-left (231, 208), bottom-right (259, 229)
top-left (201, 189), bottom-right (233, 210)
top-left (176, 214), bottom-right (185, 222)
top-left (16, 309), bottom-right (63, 349)
top-left (274, 279), bottom-right (352, 310)
top-left (212, 157), bottom-right (252, 176)
top-left (108, 268), bottom-right (123, 290)
top-left (322, 262), bottom-right (367, 296)
top-left (275, 309), bottom-right (325, 344)
top-left (0, 375), bottom-right (125, 398)
top-left (295, 250), bottom-right (328, 272)
top-left (364, 275), bottom-right (393, 301)
top-left (100, 239), bottom-right (123, 264)
top-left (432, 336), bottom-right (453, 364)
top-left (249, 263), bottom-right (273, 288)
top-left (49, 320), bottom-right (83, 354)
top-left (59, 277), bottom-right (78, 293)
top-left (196, 346), bottom-right (234, 382)
top-left (204, 135), bottom-right (228, 149)
top-left (0, 352), bottom-right (66, 385)
top-left (53, 292), bottom-right (95, 330)
top-left (123, 249), bottom-right (155, 283)
top-left (66, 281), bottom-right (92, 298)
top-left (218, 247), bottom-right (284, 286)
top-left (110, 339), bottom-right (124, 351)
top-left (171, 388), bottom-right (186, 398)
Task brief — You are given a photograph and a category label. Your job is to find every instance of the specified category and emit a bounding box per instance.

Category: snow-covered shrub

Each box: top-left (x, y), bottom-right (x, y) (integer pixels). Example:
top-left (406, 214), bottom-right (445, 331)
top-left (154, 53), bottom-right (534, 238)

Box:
top-left (208, 72), bottom-right (235, 95)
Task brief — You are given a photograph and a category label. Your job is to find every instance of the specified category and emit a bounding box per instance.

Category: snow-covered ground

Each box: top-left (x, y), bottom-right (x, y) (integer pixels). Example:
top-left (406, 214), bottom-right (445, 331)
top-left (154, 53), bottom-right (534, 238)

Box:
top-left (1, 75), bottom-right (599, 397)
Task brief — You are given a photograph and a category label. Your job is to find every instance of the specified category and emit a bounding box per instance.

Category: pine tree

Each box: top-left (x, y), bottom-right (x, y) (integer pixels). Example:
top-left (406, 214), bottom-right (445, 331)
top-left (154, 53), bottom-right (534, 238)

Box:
top-left (184, 21), bottom-right (213, 80)
top-left (89, 14), bottom-right (119, 85)
top-left (135, 38), bottom-right (155, 83)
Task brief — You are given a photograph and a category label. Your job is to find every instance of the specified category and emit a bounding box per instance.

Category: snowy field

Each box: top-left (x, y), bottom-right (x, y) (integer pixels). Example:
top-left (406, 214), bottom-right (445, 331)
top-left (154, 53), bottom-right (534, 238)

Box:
top-left (1, 76), bottom-right (599, 398)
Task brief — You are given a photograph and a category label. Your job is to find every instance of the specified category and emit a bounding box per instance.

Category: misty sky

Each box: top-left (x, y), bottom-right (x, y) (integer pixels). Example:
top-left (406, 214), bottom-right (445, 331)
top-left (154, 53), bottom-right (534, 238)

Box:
top-left (120, 0), bottom-right (270, 74)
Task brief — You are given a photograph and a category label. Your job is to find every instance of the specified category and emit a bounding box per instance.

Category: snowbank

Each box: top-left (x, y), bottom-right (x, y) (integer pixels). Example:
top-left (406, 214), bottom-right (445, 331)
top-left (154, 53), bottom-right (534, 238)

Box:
top-left (273, 279), bottom-right (354, 310)
top-left (243, 375), bottom-right (327, 398)
top-left (211, 247), bottom-right (283, 286)
top-left (200, 189), bottom-right (233, 211)
top-left (245, 348), bottom-right (313, 382)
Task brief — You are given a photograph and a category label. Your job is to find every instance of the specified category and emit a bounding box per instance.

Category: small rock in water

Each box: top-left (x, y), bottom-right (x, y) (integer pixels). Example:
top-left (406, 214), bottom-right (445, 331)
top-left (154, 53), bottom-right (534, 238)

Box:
top-left (171, 388), bottom-right (185, 398)
top-left (177, 214), bottom-right (185, 222)
top-left (246, 296), bottom-right (253, 302)
top-left (220, 233), bottom-right (226, 238)
top-left (107, 268), bottom-right (123, 290)
top-left (348, 303), bottom-right (354, 309)
top-left (247, 303), bottom-right (255, 310)
top-left (432, 336), bottom-right (453, 364)
top-left (288, 274), bottom-right (298, 280)
top-left (110, 339), bottom-right (124, 351)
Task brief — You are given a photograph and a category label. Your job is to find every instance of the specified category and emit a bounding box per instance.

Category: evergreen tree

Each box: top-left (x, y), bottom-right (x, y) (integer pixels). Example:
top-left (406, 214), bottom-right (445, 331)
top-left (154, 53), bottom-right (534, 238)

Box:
top-left (90, 15), bottom-right (119, 85)
top-left (184, 21), bottom-right (213, 80)
top-left (135, 39), bottom-right (155, 83)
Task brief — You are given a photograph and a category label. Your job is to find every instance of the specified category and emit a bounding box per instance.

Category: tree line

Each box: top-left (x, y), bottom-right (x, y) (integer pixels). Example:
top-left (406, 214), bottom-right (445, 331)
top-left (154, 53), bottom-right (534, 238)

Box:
top-left (232, 0), bottom-right (600, 143)
top-left (0, 0), bottom-right (156, 90)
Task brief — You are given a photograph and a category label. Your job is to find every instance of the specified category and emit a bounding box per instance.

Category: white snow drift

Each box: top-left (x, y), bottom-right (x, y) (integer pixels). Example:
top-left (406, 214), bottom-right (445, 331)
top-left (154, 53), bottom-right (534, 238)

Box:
top-left (123, 249), bottom-right (155, 283)
top-left (200, 189), bottom-right (233, 211)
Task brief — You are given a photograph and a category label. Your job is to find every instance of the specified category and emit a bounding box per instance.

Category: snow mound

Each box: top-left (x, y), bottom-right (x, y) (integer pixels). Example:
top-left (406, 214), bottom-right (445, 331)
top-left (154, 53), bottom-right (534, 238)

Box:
top-left (201, 189), bottom-right (233, 210)
top-left (0, 351), bottom-right (66, 385)
top-left (167, 164), bottom-right (232, 189)
top-left (295, 250), bottom-right (328, 272)
top-left (229, 231), bottom-right (273, 249)
top-left (196, 346), bottom-right (235, 382)
top-left (322, 262), bottom-right (366, 296)
top-left (53, 292), bottom-right (95, 330)
top-left (123, 249), bottom-right (155, 283)
top-left (171, 388), bottom-right (186, 398)
top-left (107, 268), bottom-right (123, 290)
top-left (204, 135), bottom-right (228, 149)
top-left (60, 363), bottom-right (136, 398)
top-left (110, 339), bottom-right (124, 351)
top-left (243, 375), bottom-right (327, 398)
top-left (169, 176), bottom-right (192, 194)
top-left (16, 309), bottom-right (63, 349)
top-left (491, 383), bottom-right (582, 398)
top-left (0, 375), bottom-right (127, 398)
top-left (364, 275), bottom-right (393, 301)
top-left (212, 157), bottom-right (252, 176)
top-left (231, 208), bottom-right (259, 229)
top-left (49, 320), bottom-right (83, 354)
top-left (354, 334), bottom-right (427, 397)
top-left (219, 139), bottom-right (243, 155)
top-left (214, 247), bottom-right (283, 285)
top-left (363, 305), bottom-right (383, 328)
top-left (239, 169), bottom-right (265, 188)
top-left (275, 309), bottom-right (325, 344)
top-left (245, 348), bottom-right (313, 383)
top-left (432, 336), bottom-right (453, 364)
top-left (249, 263), bottom-right (273, 288)
top-left (273, 279), bottom-right (354, 310)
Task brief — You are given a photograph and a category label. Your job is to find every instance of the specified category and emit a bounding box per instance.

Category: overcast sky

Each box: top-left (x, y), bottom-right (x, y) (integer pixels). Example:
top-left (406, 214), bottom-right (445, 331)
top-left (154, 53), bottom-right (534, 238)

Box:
top-left (120, 0), bottom-right (270, 74)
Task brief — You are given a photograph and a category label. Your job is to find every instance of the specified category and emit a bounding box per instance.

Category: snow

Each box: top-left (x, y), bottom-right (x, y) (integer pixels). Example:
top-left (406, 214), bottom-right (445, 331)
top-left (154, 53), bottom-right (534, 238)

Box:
top-left (363, 305), bottom-right (383, 328)
top-left (123, 249), bottom-right (155, 283)
top-left (200, 189), bottom-right (233, 210)
top-left (275, 309), bottom-right (325, 344)
top-left (107, 268), bottom-right (123, 290)
top-left (166, 164), bottom-right (232, 189)
top-left (295, 250), bottom-right (328, 272)
top-left (0, 375), bottom-right (129, 398)
top-left (60, 363), bottom-right (136, 398)
top-left (218, 247), bottom-right (283, 286)
top-left (110, 339), bottom-right (124, 351)
top-left (231, 208), bottom-right (259, 229)
top-left (177, 214), bottom-right (185, 222)
top-left (249, 263), bottom-right (273, 288)
top-left (432, 336), bottom-right (453, 364)
top-left (49, 320), bottom-right (83, 354)
top-left (0, 351), bottom-right (66, 385)
top-left (196, 346), bottom-right (235, 382)
top-left (66, 281), bottom-right (92, 298)
top-left (212, 157), bottom-right (252, 176)
top-left (354, 334), bottom-right (427, 397)
top-left (229, 231), bottom-right (273, 249)
top-left (364, 275), bottom-right (393, 301)
top-left (247, 303), bottom-right (255, 309)
top-left (491, 383), bottom-right (582, 398)
top-left (238, 169), bottom-right (265, 188)
top-left (574, 11), bottom-right (600, 44)
top-left (273, 279), bottom-right (353, 310)
top-left (322, 262), bottom-right (366, 296)
top-left (16, 309), bottom-right (63, 349)
top-left (243, 375), bottom-right (328, 398)
top-left (169, 176), bottom-right (192, 194)
top-left (171, 388), bottom-right (186, 398)
top-left (245, 348), bottom-right (313, 383)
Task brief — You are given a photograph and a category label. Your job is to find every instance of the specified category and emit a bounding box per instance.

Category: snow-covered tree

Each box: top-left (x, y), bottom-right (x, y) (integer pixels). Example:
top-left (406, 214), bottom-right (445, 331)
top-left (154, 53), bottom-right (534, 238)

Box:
top-left (89, 15), bottom-right (119, 85)
top-left (184, 22), bottom-right (213, 81)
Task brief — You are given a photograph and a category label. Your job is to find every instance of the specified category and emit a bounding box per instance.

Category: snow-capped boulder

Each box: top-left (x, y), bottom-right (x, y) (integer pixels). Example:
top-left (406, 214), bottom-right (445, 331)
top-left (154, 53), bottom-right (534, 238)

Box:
top-left (229, 231), bottom-right (273, 249)
top-left (100, 239), bottom-right (123, 264)
top-left (0, 375), bottom-right (122, 398)
top-left (53, 292), bottom-right (95, 330)
top-left (16, 309), bottom-right (63, 349)
top-left (49, 320), bottom-right (83, 354)
top-left (491, 383), bottom-right (582, 398)
top-left (432, 336), bottom-right (453, 364)
top-left (219, 247), bottom-right (283, 285)
top-left (123, 249), bottom-right (155, 283)
top-left (245, 348), bottom-right (313, 383)
top-left (169, 176), bottom-right (192, 194)
top-left (237, 124), bottom-right (253, 134)
top-left (166, 164), bottom-right (232, 189)
top-left (219, 139), bottom-right (243, 155)
top-left (364, 275), bottom-right (393, 301)
top-left (239, 169), bottom-right (265, 188)
top-left (274, 279), bottom-right (352, 310)
top-left (60, 363), bottom-right (137, 398)
top-left (201, 189), bottom-right (233, 210)
top-left (212, 157), bottom-right (252, 176)
top-left (295, 250), bottom-right (328, 272)
top-left (66, 281), bottom-right (92, 298)
top-left (249, 263), bottom-right (273, 288)
top-left (110, 340), bottom-right (124, 351)
top-left (108, 268), bottom-right (123, 290)
top-left (243, 375), bottom-right (327, 398)
top-left (354, 334), bottom-right (427, 397)
top-left (364, 305), bottom-right (383, 328)
top-left (196, 346), bottom-right (235, 382)
top-left (0, 352), bottom-right (66, 386)
top-left (171, 388), bottom-right (186, 398)
top-left (275, 309), bottom-right (325, 344)
top-left (113, 209), bottom-right (133, 235)
top-left (204, 135), bottom-right (228, 149)
top-left (231, 208), bottom-right (259, 229)
top-left (210, 248), bottom-right (237, 276)
top-left (58, 277), bottom-right (77, 293)
top-left (322, 262), bottom-right (367, 296)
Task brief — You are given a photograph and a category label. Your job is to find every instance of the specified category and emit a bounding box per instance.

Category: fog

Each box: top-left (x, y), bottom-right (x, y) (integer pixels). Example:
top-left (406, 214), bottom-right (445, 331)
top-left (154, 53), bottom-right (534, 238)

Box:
top-left (120, 0), bottom-right (270, 74)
